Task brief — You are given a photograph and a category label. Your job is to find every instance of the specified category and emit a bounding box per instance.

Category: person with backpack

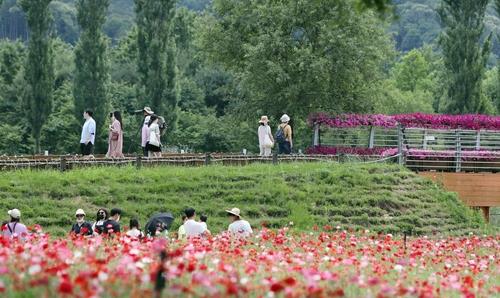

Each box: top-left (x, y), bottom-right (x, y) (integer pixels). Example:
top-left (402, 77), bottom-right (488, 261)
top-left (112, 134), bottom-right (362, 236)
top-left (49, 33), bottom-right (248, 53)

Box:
top-left (276, 114), bottom-right (293, 154)
top-left (3, 209), bottom-right (28, 239)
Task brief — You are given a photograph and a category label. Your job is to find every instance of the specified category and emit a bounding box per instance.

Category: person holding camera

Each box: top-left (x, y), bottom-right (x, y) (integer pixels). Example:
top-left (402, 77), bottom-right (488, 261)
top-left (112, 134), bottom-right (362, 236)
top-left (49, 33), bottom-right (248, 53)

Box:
top-left (146, 115), bottom-right (162, 157)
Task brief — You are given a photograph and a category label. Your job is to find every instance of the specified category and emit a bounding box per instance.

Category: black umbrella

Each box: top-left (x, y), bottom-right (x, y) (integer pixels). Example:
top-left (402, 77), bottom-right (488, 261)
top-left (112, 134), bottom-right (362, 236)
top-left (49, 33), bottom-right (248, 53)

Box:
top-left (145, 212), bottom-right (175, 236)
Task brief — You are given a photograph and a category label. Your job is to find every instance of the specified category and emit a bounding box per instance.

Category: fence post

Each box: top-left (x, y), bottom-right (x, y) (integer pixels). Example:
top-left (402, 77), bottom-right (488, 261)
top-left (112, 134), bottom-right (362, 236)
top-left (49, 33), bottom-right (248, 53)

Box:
top-left (476, 131), bottom-right (481, 150)
top-left (397, 124), bottom-right (404, 165)
top-left (204, 153), bottom-right (211, 166)
top-left (60, 157), bottom-right (66, 172)
top-left (136, 155), bottom-right (142, 170)
top-left (422, 129), bottom-right (428, 150)
top-left (313, 123), bottom-right (320, 146)
top-left (455, 130), bottom-right (461, 172)
top-left (368, 126), bottom-right (375, 149)
top-left (272, 152), bottom-right (278, 165)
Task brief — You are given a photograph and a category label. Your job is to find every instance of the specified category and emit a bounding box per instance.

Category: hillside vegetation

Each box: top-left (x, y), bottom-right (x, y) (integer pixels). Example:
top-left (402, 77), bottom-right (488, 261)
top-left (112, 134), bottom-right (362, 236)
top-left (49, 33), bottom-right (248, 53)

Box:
top-left (0, 163), bottom-right (487, 236)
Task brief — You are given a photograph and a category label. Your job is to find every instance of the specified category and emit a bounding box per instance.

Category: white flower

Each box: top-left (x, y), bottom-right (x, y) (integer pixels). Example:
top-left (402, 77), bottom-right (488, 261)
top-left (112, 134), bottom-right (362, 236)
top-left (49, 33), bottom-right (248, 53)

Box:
top-left (28, 264), bottom-right (41, 275)
top-left (394, 264), bottom-right (404, 272)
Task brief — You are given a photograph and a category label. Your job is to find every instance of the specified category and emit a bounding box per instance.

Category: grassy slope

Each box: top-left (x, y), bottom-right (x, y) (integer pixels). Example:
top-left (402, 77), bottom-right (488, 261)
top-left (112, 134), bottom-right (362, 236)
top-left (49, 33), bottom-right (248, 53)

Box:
top-left (0, 163), bottom-right (487, 236)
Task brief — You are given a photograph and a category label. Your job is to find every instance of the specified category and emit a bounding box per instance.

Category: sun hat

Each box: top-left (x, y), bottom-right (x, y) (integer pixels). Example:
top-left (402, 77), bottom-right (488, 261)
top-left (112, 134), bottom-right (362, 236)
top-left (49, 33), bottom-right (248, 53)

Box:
top-left (143, 107), bottom-right (154, 115)
top-left (8, 209), bottom-right (21, 219)
top-left (75, 209), bottom-right (86, 216)
top-left (225, 207), bottom-right (241, 218)
top-left (259, 116), bottom-right (269, 124)
top-left (280, 114), bottom-right (290, 123)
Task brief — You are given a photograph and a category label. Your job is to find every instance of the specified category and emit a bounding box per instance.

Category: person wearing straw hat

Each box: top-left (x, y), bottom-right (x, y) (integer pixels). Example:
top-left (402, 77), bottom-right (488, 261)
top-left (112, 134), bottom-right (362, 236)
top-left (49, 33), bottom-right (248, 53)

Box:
top-left (276, 114), bottom-right (292, 154)
top-left (3, 209), bottom-right (28, 238)
top-left (70, 209), bottom-right (93, 236)
top-left (226, 208), bottom-right (253, 237)
top-left (141, 107), bottom-right (154, 157)
top-left (258, 116), bottom-right (274, 157)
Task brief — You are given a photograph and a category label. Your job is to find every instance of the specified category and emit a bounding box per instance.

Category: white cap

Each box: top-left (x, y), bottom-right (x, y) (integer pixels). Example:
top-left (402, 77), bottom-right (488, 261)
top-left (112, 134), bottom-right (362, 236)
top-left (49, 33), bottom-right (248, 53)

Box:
top-left (8, 209), bottom-right (21, 219)
top-left (280, 114), bottom-right (290, 123)
top-left (75, 209), bottom-right (86, 216)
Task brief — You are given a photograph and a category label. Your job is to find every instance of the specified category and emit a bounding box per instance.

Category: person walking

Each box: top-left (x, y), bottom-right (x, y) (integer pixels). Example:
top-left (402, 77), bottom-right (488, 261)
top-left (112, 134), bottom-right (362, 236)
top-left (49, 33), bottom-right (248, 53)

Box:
top-left (146, 115), bottom-right (162, 158)
top-left (141, 107), bottom-right (154, 157)
top-left (226, 207), bottom-right (253, 238)
top-left (258, 116), bottom-right (274, 157)
top-left (106, 111), bottom-right (124, 158)
top-left (276, 114), bottom-right (292, 154)
top-left (70, 209), bottom-right (93, 236)
top-left (3, 209), bottom-right (28, 238)
top-left (92, 208), bottom-right (108, 235)
top-left (80, 110), bottom-right (96, 158)
top-left (183, 208), bottom-right (208, 238)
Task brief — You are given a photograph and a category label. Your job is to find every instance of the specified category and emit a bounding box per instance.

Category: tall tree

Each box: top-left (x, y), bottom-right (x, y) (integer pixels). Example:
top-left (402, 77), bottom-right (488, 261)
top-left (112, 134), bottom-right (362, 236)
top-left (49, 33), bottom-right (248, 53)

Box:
top-left (438, 0), bottom-right (491, 114)
top-left (20, 0), bottom-right (54, 154)
top-left (495, 0), bottom-right (500, 111)
top-left (73, 0), bottom-right (110, 152)
top-left (135, 0), bottom-right (177, 131)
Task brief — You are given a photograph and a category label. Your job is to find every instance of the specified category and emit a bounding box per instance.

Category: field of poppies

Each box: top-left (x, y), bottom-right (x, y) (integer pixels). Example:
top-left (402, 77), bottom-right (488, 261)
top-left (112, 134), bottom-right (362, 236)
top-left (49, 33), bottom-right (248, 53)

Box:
top-left (0, 226), bottom-right (498, 298)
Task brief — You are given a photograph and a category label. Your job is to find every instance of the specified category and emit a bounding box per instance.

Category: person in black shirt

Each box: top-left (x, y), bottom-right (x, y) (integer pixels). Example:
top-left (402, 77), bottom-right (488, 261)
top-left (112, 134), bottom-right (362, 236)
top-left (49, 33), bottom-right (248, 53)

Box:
top-left (71, 209), bottom-right (93, 236)
top-left (103, 208), bottom-right (122, 235)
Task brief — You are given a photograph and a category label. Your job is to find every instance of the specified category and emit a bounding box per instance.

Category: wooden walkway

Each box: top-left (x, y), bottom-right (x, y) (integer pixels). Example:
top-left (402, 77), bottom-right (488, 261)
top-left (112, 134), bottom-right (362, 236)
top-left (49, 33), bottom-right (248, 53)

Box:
top-left (419, 172), bottom-right (500, 222)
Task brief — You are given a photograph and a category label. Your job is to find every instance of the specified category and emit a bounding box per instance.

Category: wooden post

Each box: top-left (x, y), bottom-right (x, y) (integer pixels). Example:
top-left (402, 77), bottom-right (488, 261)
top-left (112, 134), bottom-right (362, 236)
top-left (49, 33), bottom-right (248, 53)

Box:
top-left (136, 155), bottom-right (142, 170)
top-left (368, 126), bottom-right (375, 149)
top-left (204, 153), bottom-right (211, 166)
top-left (397, 124), bottom-right (404, 165)
top-left (455, 130), bottom-right (461, 173)
top-left (476, 131), bottom-right (481, 150)
top-left (60, 157), bottom-right (66, 172)
top-left (272, 152), bottom-right (278, 165)
top-left (313, 123), bottom-right (320, 146)
top-left (480, 207), bottom-right (490, 223)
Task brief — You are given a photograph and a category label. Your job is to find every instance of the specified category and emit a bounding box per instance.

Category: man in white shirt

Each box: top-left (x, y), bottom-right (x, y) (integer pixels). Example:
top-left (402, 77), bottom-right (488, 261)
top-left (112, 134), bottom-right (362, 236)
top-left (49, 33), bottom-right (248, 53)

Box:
top-left (183, 208), bottom-right (208, 238)
top-left (226, 207), bottom-right (253, 237)
top-left (80, 110), bottom-right (96, 157)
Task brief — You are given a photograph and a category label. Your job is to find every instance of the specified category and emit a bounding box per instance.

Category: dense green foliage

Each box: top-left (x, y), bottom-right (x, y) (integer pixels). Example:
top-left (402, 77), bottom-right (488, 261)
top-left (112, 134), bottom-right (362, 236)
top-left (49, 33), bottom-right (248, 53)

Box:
top-left (135, 0), bottom-right (177, 128)
top-left (1, 0), bottom-right (500, 155)
top-left (73, 0), bottom-right (110, 151)
top-left (439, 0), bottom-right (492, 114)
top-left (20, 0), bottom-right (54, 153)
top-left (0, 163), bottom-right (488, 236)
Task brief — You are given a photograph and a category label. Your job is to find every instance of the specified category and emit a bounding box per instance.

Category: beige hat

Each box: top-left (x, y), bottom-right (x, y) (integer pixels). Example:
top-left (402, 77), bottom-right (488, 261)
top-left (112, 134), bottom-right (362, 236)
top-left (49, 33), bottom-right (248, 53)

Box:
top-left (225, 207), bottom-right (241, 218)
top-left (75, 209), bottom-right (86, 216)
top-left (280, 114), bottom-right (290, 123)
top-left (259, 116), bottom-right (269, 124)
top-left (143, 107), bottom-right (154, 115)
top-left (8, 209), bottom-right (20, 219)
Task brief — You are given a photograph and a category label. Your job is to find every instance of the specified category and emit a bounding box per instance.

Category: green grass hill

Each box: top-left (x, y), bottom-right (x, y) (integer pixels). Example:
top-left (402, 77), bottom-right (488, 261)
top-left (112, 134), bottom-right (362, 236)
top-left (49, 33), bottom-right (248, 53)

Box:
top-left (0, 163), bottom-right (488, 236)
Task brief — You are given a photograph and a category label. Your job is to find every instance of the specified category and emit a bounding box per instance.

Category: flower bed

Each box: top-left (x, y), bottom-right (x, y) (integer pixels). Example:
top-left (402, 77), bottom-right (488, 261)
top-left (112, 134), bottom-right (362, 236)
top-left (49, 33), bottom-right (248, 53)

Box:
top-left (0, 228), bottom-right (498, 297)
top-left (309, 112), bottom-right (500, 130)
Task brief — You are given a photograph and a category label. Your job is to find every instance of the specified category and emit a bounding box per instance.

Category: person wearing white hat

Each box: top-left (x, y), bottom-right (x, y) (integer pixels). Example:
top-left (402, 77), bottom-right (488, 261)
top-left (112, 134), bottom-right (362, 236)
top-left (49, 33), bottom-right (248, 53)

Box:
top-left (3, 209), bottom-right (28, 238)
top-left (276, 114), bottom-right (292, 154)
top-left (258, 116), bottom-right (274, 157)
top-left (141, 107), bottom-right (154, 157)
top-left (70, 209), bottom-right (93, 236)
top-left (226, 208), bottom-right (253, 237)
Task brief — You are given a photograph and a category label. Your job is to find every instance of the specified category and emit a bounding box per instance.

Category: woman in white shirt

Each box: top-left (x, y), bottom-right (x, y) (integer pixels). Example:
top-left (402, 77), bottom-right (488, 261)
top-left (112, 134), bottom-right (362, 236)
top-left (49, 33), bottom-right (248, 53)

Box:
top-left (126, 219), bottom-right (144, 239)
top-left (258, 116), bottom-right (274, 157)
top-left (226, 208), bottom-right (253, 238)
top-left (146, 115), bottom-right (162, 158)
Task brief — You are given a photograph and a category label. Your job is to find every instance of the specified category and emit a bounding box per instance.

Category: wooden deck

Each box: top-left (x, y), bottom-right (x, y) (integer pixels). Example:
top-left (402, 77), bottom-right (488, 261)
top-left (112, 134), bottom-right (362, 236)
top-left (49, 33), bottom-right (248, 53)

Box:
top-left (419, 172), bottom-right (500, 222)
